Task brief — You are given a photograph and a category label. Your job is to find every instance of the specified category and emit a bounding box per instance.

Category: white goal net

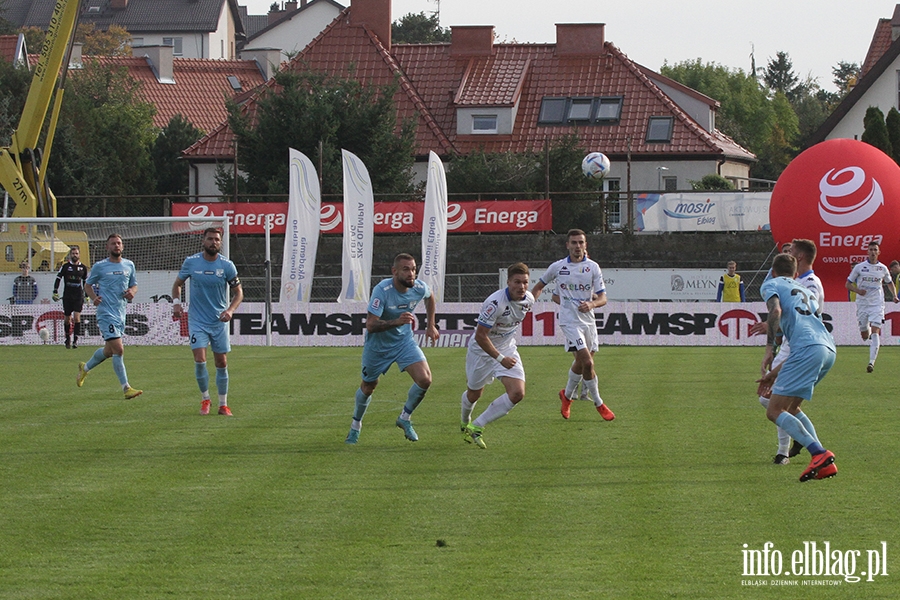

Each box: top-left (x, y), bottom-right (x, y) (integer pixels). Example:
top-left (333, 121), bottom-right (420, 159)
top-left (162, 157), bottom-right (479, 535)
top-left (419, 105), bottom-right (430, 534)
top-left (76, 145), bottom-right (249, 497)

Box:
top-left (1, 216), bottom-right (228, 344)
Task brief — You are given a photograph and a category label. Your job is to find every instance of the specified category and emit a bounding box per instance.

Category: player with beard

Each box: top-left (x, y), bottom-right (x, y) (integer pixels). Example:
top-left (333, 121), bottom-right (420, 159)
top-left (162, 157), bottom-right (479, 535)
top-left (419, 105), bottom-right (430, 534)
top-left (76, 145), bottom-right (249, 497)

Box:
top-left (52, 246), bottom-right (89, 348)
top-left (76, 234), bottom-right (142, 399)
top-left (172, 228), bottom-right (244, 416)
top-left (345, 253), bottom-right (439, 444)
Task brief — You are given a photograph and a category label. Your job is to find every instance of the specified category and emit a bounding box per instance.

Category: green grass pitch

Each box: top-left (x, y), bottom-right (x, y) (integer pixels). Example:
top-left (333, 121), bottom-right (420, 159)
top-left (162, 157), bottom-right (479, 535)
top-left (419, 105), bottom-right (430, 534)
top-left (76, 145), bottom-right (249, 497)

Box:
top-left (1, 343), bottom-right (898, 599)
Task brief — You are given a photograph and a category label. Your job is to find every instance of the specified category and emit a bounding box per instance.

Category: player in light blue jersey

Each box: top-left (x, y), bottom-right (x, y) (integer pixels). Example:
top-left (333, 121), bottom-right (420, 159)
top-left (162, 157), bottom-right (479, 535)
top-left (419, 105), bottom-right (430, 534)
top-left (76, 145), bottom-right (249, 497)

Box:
top-left (172, 228), bottom-right (244, 416)
top-left (757, 253), bottom-right (837, 482)
top-left (345, 253), bottom-right (439, 444)
top-left (461, 262), bottom-right (534, 449)
top-left (76, 234), bottom-right (142, 399)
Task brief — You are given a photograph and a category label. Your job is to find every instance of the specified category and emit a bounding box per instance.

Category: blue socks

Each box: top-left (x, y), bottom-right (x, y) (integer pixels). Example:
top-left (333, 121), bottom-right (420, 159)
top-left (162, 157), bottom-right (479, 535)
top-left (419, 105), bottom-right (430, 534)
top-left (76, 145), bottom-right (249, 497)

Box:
top-left (403, 383), bottom-right (427, 415)
top-left (85, 347), bottom-right (106, 370)
top-left (111, 355), bottom-right (128, 387)
top-left (195, 361), bottom-right (209, 394)
top-left (775, 412), bottom-right (825, 455)
top-left (215, 367), bottom-right (228, 396)
top-left (353, 388), bottom-right (371, 422)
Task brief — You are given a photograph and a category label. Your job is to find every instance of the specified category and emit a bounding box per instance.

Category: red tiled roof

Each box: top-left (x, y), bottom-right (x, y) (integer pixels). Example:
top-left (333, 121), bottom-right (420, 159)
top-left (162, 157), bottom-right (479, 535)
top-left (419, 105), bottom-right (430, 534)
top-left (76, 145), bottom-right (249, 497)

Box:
top-left (861, 18), bottom-right (892, 78)
top-left (0, 34), bottom-right (28, 66)
top-left (84, 55), bottom-right (266, 133)
top-left (186, 6), bottom-right (754, 162)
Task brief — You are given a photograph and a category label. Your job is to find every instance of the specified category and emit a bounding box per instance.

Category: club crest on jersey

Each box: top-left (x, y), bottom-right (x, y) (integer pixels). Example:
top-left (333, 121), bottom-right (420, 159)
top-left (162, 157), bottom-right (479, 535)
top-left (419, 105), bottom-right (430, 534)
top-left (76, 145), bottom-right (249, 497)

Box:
top-left (216, 269), bottom-right (224, 277)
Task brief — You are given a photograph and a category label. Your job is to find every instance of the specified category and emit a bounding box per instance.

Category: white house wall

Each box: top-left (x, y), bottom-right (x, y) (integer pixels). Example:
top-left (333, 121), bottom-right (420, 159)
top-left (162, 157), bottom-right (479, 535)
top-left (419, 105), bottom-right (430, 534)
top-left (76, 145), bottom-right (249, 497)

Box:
top-left (827, 54), bottom-right (900, 141)
top-left (249, 3), bottom-right (344, 64)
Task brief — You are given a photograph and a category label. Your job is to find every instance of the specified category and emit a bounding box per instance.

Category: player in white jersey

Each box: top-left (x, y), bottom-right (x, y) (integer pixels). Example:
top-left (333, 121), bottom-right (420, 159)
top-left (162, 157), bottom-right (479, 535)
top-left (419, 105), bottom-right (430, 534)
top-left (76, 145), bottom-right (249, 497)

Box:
top-left (845, 241), bottom-right (898, 373)
top-left (753, 239), bottom-right (823, 464)
top-left (461, 263), bottom-right (535, 449)
top-left (532, 229), bottom-right (614, 421)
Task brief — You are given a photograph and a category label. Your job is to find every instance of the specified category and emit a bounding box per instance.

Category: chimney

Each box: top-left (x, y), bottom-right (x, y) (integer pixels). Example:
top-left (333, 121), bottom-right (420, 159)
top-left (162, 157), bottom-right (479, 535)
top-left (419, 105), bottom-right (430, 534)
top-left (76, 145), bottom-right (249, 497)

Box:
top-left (892, 5), bottom-right (900, 41)
top-left (69, 42), bottom-right (83, 69)
top-left (268, 6), bottom-right (283, 26)
top-left (240, 47), bottom-right (283, 81)
top-left (555, 23), bottom-right (605, 56)
top-left (285, 1), bottom-right (298, 11)
top-left (134, 45), bottom-right (174, 84)
top-left (350, 0), bottom-right (391, 50)
top-left (110, 0), bottom-right (128, 9)
top-left (450, 26), bottom-right (494, 57)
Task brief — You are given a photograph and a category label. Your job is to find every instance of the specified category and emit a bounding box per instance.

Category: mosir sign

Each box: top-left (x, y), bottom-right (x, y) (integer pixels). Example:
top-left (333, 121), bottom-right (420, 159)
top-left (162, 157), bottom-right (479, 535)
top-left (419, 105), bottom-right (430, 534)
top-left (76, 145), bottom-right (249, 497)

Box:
top-left (770, 139), bottom-right (900, 301)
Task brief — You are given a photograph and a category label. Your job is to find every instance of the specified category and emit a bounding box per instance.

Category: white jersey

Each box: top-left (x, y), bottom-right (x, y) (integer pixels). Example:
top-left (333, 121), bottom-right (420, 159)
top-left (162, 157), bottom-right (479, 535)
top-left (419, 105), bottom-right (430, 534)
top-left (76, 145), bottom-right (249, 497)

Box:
top-left (540, 256), bottom-right (605, 327)
top-left (848, 260), bottom-right (890, 308)
top-left (469, 288), bottom-right (535, 355)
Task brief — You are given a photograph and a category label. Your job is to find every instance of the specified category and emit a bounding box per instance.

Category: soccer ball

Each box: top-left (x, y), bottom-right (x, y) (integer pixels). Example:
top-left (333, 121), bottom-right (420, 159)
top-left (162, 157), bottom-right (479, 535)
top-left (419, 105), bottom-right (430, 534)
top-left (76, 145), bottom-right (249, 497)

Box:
top-left (582, 152), bottom-right (611, 180)
top-left (38, 327), bottom-right (50, 343)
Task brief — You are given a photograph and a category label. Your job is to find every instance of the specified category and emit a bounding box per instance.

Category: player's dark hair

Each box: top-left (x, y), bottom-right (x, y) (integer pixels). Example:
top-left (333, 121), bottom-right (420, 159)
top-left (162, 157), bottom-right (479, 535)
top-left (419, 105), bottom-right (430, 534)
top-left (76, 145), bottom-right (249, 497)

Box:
top-left (869, 240), bottom-right (880, 249)
top-left (203, 227), bottom-right (222, 238)
top-left (891, 260), bottom-right (900, 268)
top-left (508, 262), bottom-right (529, 278)
top-left (394, 253), bottom-right (415, 268)
top-left (107, 233), bottom-right (123, 242)
top-left (772, 253), bottom-right (797, 277)
top-left (791, 238), bottom-right (817, 263)
top-left (566, 229), bottom-right (586, 240)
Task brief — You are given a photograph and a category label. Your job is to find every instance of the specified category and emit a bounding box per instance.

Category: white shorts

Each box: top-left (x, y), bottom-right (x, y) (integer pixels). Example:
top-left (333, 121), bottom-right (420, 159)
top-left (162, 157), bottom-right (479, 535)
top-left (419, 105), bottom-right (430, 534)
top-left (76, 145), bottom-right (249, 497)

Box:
top-left (560, 321), bottom-right (599, 353)
top-left (465, 348), bottom-right (525, 391)
top-left (856, 304), bottom-right (884, 331)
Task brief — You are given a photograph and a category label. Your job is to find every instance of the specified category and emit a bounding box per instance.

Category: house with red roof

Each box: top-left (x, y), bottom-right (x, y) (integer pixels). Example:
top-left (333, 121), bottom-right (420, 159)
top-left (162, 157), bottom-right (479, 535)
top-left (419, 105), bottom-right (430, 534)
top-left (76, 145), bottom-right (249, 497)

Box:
top-left (183, 0), bottom-right (755, 205)
top-left (811, 4), bottom-right (900, 143)
top-left (70, 43), bottom-right (267, 133)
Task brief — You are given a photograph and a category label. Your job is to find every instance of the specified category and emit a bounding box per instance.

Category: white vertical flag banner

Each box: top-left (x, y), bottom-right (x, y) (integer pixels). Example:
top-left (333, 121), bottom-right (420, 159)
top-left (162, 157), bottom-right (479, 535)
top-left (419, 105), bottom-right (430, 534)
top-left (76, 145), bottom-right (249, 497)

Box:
top-left (280, 148), bottom-right (321, 303)
top-left (339, 149), bottom-right (374, 302)
top-left (421, 151), bottom-right (448, 302)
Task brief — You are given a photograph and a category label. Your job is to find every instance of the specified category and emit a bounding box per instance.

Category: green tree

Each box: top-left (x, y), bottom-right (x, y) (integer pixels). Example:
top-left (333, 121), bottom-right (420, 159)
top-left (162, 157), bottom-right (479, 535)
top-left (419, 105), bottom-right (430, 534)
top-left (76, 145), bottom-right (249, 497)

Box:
top-left (861, 106), bottom-right (891, 156)
top-left (690, 174), bottom-right (735, 191)
top-left (47, 60), bottom-right (157, 215)
top-left (226, 69), bottom-right (417, 197)
top-left (18, 27), bottom-right (46, 54)
top-left (0, 0), bottom-right (15, 35)
top-left (660, 60), bottom-right (785, 179)
top-left (392, 12), bottom-right (450, 44)
top-left (0, 57), bottom-right (32, 146)
top-left (446, 135), bottom-right (605, 232)
top-left (152, 114), bottom-right (204, 197)
top-left (763, 51), bottom-right (799, 101)
top-left (886, 107), bottom-right (900, 165)
top-left (76, 23), bottom-right (131, 56)
top-left (832, 61), bottom-right (860, 94)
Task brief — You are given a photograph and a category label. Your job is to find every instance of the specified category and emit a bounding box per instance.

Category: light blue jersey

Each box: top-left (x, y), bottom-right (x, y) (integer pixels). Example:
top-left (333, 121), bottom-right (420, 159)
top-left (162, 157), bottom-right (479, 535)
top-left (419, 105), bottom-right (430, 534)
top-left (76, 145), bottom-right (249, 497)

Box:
top-left (178, 252), bottom-right (240, 327)
top-left (761, 276), bottom-right (834, 351)
top-left (86, 258), bottom-right (137, 327)
top-left (365, 278), bottom-right (431, 353)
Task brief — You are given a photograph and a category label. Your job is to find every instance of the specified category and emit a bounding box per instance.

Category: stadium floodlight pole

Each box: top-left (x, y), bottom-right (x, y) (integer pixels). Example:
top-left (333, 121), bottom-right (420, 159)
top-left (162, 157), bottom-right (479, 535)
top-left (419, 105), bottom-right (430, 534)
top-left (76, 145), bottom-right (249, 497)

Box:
top-left (264, 215), bottom-right (273, 346)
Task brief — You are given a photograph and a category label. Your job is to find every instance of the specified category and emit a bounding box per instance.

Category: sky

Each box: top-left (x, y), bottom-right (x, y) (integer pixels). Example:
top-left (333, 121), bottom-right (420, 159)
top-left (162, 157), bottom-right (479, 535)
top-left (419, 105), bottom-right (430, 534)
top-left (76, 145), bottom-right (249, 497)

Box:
top-left (240, 0), bottom-right (892, 92)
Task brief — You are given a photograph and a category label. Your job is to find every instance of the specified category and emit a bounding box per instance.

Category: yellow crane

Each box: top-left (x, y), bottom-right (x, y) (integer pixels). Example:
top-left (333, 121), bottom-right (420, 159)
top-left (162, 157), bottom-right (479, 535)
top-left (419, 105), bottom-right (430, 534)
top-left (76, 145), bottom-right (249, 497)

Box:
top-left (0, 0), bottom-right (89, 271)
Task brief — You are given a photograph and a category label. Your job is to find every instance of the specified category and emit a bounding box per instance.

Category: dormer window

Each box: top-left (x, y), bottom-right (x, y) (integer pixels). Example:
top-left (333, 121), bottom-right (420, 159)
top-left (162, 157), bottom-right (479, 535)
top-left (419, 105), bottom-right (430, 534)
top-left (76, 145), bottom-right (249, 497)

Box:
top-left (472, 114), bottom-right (498, 134)
top-left (539, 96), bottom-right (623, 125)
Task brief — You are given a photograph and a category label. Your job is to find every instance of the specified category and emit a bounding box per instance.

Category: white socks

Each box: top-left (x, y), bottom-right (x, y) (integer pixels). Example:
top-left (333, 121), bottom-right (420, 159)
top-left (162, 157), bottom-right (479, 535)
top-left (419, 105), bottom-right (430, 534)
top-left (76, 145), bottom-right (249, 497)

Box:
top-left (870, 333), bottom-right (880, 364)
top-left (473, 394), bottom-right (515, 428)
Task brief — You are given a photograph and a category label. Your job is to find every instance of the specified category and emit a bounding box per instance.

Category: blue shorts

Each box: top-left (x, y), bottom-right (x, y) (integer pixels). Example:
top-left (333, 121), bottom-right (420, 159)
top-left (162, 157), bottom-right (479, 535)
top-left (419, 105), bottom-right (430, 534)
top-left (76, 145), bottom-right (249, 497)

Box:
top-left (361, 340), bottom-right (426, 382)
top-left (98, 315), bottom-right (125, 341)
top-left (773, 344), bottom-right (835, 400)
top-left (189, 321), bottom-right (230, 354)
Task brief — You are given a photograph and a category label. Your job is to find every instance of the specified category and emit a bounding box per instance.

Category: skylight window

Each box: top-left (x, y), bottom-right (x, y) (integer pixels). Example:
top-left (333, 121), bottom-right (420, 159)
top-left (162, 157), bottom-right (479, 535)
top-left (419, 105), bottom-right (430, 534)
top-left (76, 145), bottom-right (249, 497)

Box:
top-left (647, 116), bottom-right (674, 143)
top-left (227, 75), bottom-right (242, 91)
top-left (538, 96), bottom-right (623, 126)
